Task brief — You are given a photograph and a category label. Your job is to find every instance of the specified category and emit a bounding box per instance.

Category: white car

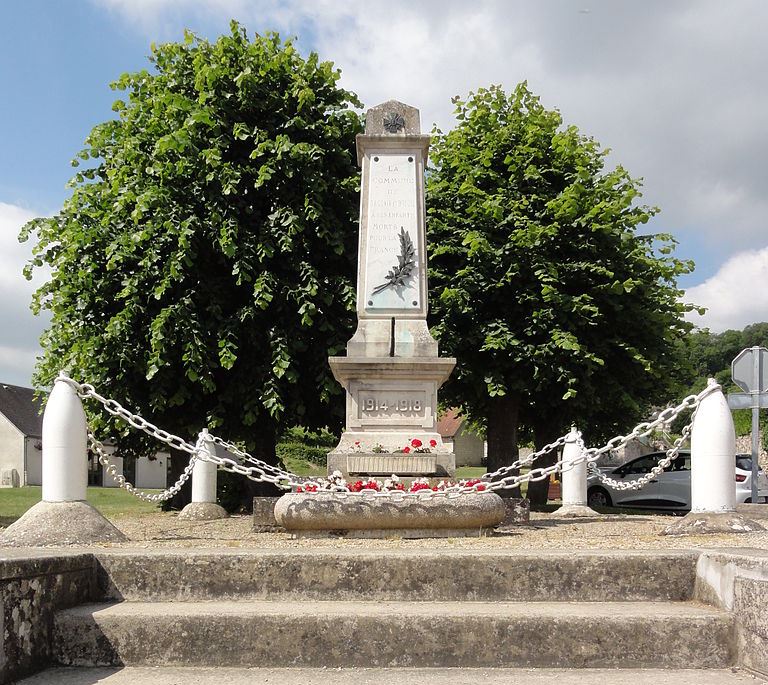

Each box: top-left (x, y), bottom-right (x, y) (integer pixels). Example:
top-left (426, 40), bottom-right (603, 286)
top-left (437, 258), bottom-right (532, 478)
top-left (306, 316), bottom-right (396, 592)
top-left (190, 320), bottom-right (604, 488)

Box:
top-left (586, 451), bottom-right (768, 510)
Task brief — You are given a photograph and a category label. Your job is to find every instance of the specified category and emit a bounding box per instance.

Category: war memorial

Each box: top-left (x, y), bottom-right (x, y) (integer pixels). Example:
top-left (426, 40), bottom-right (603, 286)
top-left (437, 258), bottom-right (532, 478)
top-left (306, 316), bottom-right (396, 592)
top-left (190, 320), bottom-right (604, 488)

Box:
top-left (0, 101), bottom-right (767, 684)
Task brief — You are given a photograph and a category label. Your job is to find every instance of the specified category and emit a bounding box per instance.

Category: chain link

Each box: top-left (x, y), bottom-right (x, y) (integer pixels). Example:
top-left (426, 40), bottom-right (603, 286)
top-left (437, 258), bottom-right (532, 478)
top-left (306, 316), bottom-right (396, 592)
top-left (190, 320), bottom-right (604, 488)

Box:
top-left (88, 429), bottom-right (199, 502)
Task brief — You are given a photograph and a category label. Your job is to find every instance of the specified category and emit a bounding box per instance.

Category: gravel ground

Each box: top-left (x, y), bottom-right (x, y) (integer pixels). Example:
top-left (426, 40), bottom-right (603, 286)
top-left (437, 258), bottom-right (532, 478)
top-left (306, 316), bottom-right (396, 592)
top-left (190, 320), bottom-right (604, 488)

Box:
top-left (93, 510), bottom-right (768, 551)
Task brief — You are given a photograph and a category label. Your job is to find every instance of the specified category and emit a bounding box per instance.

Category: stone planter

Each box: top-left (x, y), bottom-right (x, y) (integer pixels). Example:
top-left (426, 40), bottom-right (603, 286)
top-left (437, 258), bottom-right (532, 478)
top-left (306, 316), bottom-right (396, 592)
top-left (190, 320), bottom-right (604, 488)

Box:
top-left (274, 491), bottom-right (505, 538)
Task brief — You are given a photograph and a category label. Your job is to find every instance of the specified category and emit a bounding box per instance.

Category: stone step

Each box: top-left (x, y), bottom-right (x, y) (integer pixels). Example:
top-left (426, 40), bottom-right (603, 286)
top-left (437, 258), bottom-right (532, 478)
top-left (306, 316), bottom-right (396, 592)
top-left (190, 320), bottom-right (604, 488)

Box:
top-left (16, 667), bottom-right (763, 685)
top-left (94, 549), bottom-right (697, 602)
top-left (54, 600), bottom-right (734, 669)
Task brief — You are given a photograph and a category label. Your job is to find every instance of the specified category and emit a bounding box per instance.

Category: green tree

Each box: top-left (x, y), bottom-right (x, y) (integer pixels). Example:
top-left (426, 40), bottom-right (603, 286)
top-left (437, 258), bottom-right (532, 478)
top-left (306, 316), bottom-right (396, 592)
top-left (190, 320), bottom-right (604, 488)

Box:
top-left (20, 23), bottom-right (362, 507)
top-left (426, 83), bottom-right (695, 502)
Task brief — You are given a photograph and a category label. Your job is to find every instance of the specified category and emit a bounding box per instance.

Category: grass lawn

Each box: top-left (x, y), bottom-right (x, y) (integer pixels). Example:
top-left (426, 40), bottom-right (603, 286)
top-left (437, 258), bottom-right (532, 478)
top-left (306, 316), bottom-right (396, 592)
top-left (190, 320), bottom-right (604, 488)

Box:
top-left (0, 486), bottom-right (162, 526)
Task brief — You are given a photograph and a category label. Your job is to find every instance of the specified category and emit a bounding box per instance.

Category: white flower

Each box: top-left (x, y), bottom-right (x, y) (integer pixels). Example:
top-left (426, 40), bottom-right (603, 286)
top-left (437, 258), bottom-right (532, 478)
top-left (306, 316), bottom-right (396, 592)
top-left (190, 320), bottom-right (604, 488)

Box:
top-left (390, 474), bottom-right (400, 482)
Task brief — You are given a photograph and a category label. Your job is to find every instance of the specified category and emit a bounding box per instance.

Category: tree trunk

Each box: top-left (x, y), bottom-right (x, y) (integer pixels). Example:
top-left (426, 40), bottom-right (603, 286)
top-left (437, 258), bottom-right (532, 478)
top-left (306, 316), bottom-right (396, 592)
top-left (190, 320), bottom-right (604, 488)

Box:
top-left (242, 427), bottom-right (283, 510)
top-left (485, 392), bottom-right (522, 499)
top-left (165, 447), bottom-right (193, 511)
top-left (526, 421), bottom-right (563, 506)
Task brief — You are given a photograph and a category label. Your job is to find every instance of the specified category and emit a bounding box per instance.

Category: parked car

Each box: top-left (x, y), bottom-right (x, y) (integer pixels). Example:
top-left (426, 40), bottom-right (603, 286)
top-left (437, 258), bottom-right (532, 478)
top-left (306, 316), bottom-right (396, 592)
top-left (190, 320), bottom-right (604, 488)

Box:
top-left (586, 451), bottom-right (768, 511)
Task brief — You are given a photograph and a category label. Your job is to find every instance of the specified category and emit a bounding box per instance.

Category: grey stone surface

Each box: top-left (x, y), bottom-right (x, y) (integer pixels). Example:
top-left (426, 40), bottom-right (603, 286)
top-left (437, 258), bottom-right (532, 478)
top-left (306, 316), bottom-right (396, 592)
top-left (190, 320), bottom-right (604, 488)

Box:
top-left (662, 511), bottom-right (764, 535)
top-left (0, 501), bottom-right (127, 547)
top-left (290, 527), bottom-right (495, 539)
top-left (178, 502), bottom-right (228, 521)
top-left (364, 100), bottom-right (421, 135)
top-left (90, 549), bottom-right (698, 603)
top-left (499, 498), bottom-right (530, 525)
top-left (736, 503), bottom-right (768, 519)
top-left (274, 492), bottom-right (505, 533)
top-left (549, 504), bottom-right (601, 518)
top-left (15, 667), bottom-right (765, 685)
top-left (53, 599), bottom-right (734, 668)
top-left (0, 553), bottom-right (95, 683)
top-left (695, 549), bottom-right (768, 676)
top-left (251, 497), bottom-right (282, 531)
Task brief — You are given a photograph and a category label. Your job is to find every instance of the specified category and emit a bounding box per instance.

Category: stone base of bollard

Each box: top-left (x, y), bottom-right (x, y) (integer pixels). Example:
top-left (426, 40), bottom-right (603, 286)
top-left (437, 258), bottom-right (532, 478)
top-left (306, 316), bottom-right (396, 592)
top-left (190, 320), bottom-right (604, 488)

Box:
top-left (498, 498), bottom-right (530, 526)
top-left (0, 500), bottom-right (127, 546)
top-left (550, 503), bottom-right (600, 518)
top-left (178, 501), bottom-right (228, 521)
top-left (662, 510), bottom-right (764, 536)
top-left (252, 496), bottom-right (284, 532)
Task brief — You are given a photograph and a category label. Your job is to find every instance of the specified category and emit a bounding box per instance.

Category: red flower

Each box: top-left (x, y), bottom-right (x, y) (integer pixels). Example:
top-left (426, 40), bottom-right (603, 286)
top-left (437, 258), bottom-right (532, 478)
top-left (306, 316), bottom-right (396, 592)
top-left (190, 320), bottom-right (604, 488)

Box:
top-left (409, 482), bottom-right (431, 492)
top-left (429, 439), bottom-right (437, 448)
top-left (411, 438), bottom-right (422, 448)
top-left (296, 486), bottom-right (304, 493)
top-left (403, 446), bottom-right (411, 454)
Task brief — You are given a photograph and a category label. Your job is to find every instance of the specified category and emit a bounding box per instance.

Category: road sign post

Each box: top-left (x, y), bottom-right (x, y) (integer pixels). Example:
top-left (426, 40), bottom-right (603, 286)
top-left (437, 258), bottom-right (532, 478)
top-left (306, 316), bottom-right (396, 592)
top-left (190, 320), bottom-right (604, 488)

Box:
top-left (728, 346), bottom-right (768, 503)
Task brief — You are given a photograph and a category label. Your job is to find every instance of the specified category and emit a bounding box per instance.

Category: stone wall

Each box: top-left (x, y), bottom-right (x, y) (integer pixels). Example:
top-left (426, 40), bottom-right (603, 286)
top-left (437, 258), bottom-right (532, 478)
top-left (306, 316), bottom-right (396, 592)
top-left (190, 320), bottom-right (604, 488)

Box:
top-left (695, 549), bottom-right (768, 676)
top-left (0, 552), bottom-right (95, 684)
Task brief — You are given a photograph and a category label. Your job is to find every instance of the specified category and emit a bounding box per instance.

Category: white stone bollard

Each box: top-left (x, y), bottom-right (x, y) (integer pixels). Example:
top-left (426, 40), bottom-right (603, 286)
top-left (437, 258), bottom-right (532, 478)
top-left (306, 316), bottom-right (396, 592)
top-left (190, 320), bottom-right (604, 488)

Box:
top-left (663, 379), bottom-right (762, 535)
top-left (561, 427), bottom-right (586, 505)
top-left (191, 431), bottom-right (218, 504)
top-left (690, 380), bottom-right (736, 513)
top-left (0, 372), bottom-right (127, 545)
top-left (179, 429), bottom-right (227, 520)
top-left (42, 374), bottom-right (88, 502)
top-left (551, 427), bottom-right (598, 518)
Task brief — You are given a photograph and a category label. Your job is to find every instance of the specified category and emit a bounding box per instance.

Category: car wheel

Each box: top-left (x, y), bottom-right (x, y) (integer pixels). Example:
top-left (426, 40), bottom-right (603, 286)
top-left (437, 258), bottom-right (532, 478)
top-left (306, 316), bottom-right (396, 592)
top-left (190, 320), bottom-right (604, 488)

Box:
top-left (587, 486), bottom-right (612, 508)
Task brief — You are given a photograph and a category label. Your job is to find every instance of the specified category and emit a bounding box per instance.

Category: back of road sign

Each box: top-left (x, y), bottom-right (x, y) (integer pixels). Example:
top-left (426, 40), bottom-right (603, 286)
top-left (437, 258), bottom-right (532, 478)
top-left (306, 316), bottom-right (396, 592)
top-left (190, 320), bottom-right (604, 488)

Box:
top-left (731, 346), bottom-right (768, 394)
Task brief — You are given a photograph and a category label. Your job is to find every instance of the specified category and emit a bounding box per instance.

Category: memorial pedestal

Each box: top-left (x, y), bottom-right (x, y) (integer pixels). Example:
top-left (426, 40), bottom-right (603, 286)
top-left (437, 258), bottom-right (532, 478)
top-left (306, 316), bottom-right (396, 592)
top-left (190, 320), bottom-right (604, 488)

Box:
top-left (328, 356), bottom-right (455, 477)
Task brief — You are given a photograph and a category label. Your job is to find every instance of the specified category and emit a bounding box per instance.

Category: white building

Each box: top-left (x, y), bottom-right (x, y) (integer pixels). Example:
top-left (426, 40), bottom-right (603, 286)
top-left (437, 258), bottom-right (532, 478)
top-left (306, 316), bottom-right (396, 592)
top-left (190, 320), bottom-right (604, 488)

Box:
top-left (0, 383), bottom-right (44, 486)
top-left (0, 382), bottom-right (168, 489)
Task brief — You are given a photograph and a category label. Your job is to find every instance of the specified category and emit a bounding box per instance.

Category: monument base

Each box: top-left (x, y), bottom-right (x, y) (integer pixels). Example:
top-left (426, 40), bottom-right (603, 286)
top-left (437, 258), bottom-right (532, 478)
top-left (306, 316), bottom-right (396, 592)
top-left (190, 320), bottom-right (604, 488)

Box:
top-left (327, 450), bottom-right (455, 478)
top-left (0, 500), bottom-right (127, 546)
top-left (661, 510), bottom-right (764, 536)
top-left (178, 501), bottom-right (228, 521)
top-left (274, 491), bottom-right (504, 538)
top-left (289, 527), bottom-right (495, 539)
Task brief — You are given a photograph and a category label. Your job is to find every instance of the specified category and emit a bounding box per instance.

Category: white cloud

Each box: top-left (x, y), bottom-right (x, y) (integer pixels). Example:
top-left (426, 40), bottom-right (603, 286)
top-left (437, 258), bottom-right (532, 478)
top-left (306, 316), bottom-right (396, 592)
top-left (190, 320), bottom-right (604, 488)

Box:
top-left (685, 248), bottom-right (768, 332)
top-left (0, 202), bottom-right (49, 387)
top-left (90, 0), bottom-right (768, 262)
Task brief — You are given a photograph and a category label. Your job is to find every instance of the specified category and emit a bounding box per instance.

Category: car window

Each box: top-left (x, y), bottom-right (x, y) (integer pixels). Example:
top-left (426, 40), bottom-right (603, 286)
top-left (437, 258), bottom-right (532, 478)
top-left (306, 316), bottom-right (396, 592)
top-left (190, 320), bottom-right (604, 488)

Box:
top-left (623, 455), bottom-right (657, 474)
top-left (736, 455), bottom-right (752, 471)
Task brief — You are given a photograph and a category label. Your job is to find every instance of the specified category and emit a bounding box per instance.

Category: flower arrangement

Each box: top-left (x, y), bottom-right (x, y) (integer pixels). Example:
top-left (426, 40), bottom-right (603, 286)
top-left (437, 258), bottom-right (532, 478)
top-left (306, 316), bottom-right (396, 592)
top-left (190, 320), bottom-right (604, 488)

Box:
top-left (350, 438), bottom-right (439, 454)
top-left (294, 471), bottom-right (487, 494)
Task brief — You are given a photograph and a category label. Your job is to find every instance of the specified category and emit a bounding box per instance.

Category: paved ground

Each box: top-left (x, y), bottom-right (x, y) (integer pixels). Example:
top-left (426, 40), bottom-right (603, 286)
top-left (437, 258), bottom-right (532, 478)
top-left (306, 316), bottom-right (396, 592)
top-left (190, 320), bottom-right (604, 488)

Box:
top-left (16, 667), bottom-right (768, 685)
top-left (88, 509), bottom-right (768, 550)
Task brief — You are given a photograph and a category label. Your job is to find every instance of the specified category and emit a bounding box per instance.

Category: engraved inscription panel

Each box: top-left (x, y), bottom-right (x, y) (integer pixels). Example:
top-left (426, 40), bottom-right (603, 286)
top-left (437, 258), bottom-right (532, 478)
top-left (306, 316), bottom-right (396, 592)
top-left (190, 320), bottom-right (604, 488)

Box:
top-left (364, 152), bottom-right (420, 311)
top-left (357, 390), bottom-right (426, 418)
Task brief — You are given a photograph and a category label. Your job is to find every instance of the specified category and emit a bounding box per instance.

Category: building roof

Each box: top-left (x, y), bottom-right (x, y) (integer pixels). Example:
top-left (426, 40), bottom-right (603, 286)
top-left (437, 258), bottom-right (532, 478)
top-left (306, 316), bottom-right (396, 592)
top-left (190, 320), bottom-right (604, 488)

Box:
top-left (436, 409), bottom-right (463, 439)
top-left (0, 383), bottom-right (45, 438)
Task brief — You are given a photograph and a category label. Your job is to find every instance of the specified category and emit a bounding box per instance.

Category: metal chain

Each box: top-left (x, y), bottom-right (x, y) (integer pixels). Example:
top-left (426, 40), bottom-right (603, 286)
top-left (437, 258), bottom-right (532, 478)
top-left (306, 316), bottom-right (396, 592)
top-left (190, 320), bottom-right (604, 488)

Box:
top-left (55, 374), bottom-right (720, 501)
top-left (56, 375), bottom-right (199, 455)
top-left (88, 428), bottom-right (199, 502)
top-left (481, 433), bottom-right (571, 482)
top-left (206, 434), bottom-right (305, 483)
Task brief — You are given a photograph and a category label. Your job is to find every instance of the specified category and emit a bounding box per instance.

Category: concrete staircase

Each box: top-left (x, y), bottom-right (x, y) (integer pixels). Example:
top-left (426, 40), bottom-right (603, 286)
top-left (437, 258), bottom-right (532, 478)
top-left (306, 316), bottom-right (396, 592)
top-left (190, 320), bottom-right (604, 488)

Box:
top-left (50, 549), bottom-right (736, 670)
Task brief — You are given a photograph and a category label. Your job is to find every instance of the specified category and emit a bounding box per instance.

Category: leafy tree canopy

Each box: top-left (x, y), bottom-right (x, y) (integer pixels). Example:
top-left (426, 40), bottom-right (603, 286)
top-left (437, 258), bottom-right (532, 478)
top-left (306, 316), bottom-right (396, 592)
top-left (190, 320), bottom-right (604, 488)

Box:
top-left (426, 83), bottom-right (696, 489)
top-left (20, 22), bottom-right (362, 461)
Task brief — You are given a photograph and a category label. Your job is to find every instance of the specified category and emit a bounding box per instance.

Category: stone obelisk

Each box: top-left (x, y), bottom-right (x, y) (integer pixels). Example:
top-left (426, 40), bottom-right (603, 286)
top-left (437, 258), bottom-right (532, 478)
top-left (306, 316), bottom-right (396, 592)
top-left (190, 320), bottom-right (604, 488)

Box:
top-left (327, 100), bottom-right (456, 478)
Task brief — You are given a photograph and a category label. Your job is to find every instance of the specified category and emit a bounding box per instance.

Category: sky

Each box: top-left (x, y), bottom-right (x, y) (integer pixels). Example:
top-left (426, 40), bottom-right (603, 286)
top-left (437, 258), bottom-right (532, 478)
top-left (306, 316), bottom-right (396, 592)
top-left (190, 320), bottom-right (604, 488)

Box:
top-left (1, 0), bottom-right (767, 387)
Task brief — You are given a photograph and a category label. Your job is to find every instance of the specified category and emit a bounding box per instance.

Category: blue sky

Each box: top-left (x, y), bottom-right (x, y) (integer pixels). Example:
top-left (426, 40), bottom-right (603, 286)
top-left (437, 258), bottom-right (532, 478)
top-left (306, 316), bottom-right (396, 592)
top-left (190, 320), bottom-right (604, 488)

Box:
top-left (1, 0), bottom-right (767, 386)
